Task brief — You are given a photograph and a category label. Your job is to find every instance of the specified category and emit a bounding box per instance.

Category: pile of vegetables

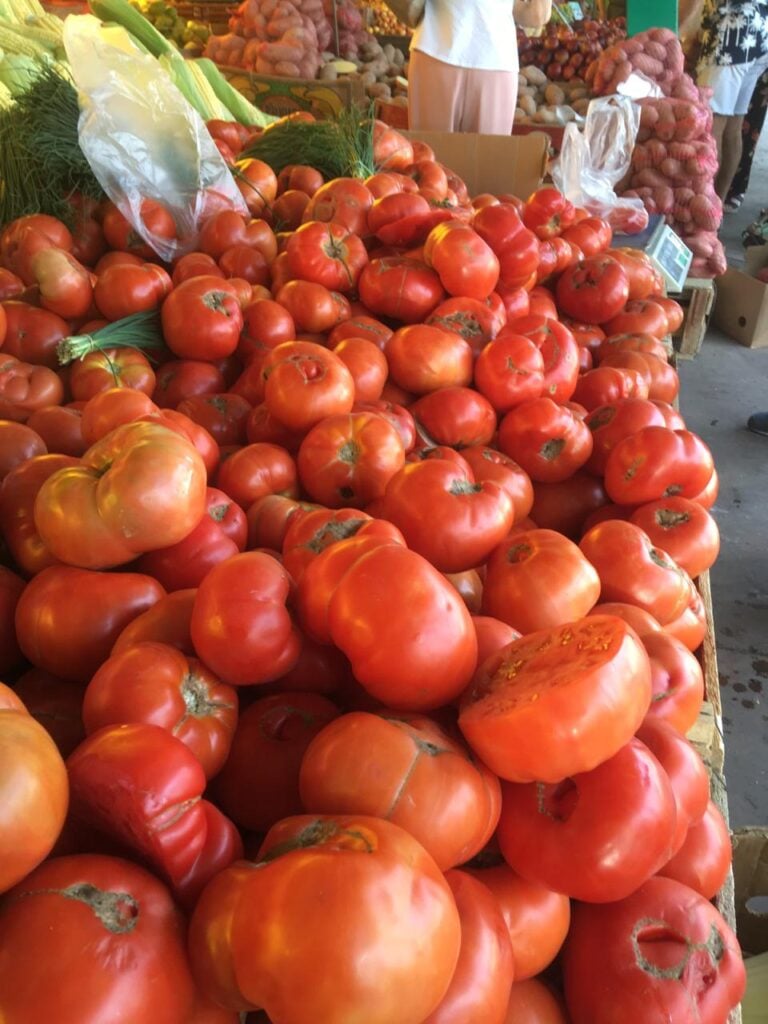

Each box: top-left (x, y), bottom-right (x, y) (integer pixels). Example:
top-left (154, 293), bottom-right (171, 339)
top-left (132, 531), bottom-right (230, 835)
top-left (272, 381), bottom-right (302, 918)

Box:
top-left (361, 0), bottom-right (412, 36)
top-left (518, 17), bottom-right (626, 83)
top-left (205, 0), bottom-right (371, 76)
top-left (515, 66), bottom-right (590, 126)
top-left (127, 0), bottom-right (211, 56)
top-left (0, 107), bottom-right (746, 1024)
top-left (587, 26), bottom-right (694, 100)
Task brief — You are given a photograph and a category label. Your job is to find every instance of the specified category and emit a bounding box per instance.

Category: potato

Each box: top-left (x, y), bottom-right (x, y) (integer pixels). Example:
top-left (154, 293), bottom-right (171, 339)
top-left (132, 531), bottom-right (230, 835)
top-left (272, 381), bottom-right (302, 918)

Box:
top-left (515, 106), bottom-right (528, 121)
top-left (368, 82), bottom-right (392, 99)
top-left (518, 84), bottom-right (536, 98)
top-left (522, 65), bottom-right (548, 86)
top-left (572, 98), bottom-right (591, 115)
top-left (360, 70), bottom-right (377, 88)
top-left (544, 84), bottom-right (565, 106)
top-left (518, 94), bottom-right (537, 116)
top-left (319, 63), bottom-right (338, 80)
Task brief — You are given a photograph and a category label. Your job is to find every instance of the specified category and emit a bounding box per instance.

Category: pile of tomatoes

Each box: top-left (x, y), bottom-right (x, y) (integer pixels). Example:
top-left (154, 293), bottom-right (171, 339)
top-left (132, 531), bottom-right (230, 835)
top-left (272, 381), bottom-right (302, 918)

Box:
top-left (0, 118), bottom-right (745, 1024)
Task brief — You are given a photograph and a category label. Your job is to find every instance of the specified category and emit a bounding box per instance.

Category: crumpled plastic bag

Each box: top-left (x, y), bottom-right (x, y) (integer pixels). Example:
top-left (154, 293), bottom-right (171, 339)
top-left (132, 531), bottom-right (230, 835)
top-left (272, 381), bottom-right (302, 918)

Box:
top-left (553, 94), bottom-right (648, 234)
top-left (64, 14), bottom-right (247, 261)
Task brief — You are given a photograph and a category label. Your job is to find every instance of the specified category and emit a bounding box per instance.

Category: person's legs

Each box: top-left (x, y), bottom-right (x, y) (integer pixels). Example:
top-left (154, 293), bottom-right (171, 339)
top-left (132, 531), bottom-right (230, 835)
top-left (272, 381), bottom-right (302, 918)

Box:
top-left (459, 68), bottom-right (518, 135)
top-left (726, 68), bottom-right (768, 207)
top-left (715, 115), bottom-right (744, 200)
top-left (407, 51), bottom-right (463, 132)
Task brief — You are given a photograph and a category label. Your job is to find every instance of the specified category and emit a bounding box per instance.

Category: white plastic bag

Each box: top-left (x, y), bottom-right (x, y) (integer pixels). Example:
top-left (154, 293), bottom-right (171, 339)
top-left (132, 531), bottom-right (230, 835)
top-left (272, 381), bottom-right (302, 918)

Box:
top-left (553, 94), bottom-right (648, 234)
top-left (64, 15), bottom-right (247, 261)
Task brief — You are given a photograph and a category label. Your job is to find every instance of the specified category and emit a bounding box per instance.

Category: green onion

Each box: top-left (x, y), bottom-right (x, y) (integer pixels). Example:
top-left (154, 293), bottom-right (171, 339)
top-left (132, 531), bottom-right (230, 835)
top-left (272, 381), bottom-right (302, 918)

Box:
top-left (57, 310), bottom-right (166, 366)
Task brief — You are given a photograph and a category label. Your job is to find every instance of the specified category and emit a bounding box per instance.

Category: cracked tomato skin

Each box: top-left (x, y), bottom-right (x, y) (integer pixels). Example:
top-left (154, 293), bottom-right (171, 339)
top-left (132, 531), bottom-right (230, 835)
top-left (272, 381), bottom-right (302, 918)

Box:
top-left (82, 642), bottom-right (238, 779)
top-left (604, 426), bottom-right (715, 506)
top-left (299, 712), bottom-right (501, 871)
top-left (459, 615), bottom-right (651, 783)
top-left (563, 876), bottom-right (745, 1024)
top-left (0, 854), bottom-right (196, 1024)
top-left (188, 815), bottom-right (462, 1024)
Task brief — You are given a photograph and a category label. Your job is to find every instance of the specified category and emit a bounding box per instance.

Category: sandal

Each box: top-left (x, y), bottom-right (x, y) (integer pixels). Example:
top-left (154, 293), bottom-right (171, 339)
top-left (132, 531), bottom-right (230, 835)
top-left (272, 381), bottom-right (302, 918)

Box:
top-left (724, 196), bottom-right (743, 213)
top-left (747, 412), bottom-right (768, 436)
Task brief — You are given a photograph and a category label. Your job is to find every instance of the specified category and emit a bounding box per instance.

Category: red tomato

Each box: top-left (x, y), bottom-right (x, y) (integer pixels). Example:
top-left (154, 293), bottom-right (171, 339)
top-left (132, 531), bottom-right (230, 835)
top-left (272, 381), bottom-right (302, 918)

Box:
top-left (0, 269), bottom-right (24, 301)
top-left (523, 187), bottom-right (576, 239)
top-left (562, 877), bottom-right (745, 1024)
top-left (498, 737), bottom-right (676, 902)
top-left (275, 279), bottom-right (351, 333)
top-left (664, 585), bottom-right (709, 651)
top-left (272, 190), bottom-right (312, 230)
top-left (561, 216), bottom-right (612, 257)
top-left (189, 814), bottom-right (461, 1022)
top-left (427, 296), bottom-right (505, 355)
top-left (103, 199), bottom-right (176, 256)
top-left (358, 257), bottom-right (446, 323)
top-left (30, 248), bottom-right (93, 320)
top-left (332, 336), bottom-right (388, 402)
top-left (15, 565), bottom-right (165, 682)
top-left (425, 223), bottom-right (500, 300)
top-left (580, 520), bottom-right (694, 625)
top-left (459, 616), bottom-right (651, 783)
top-left (246, 493), bottom-right (315, 551)
top-left (82, 642), bottom-right (237, 779)
top-left (482, 528), bottom-right (600, 633)
top-left (529, 472), bottom-right (607, 539)
top-left (555, 257), bottom-right (630, 324)
top-left (423, 869), bottom-right (515, 1024)
top-left (190, 550), bottom-right (300, 686)
top-left (34, 421), bottom-right (207, 570)
top-left (153, 360), bottom-right (225, 409)
top-left (68, 348), bottom-right (156, 401)
top-left (610, 248), bottom-right (658, 300)
top-left (629, 496), bottom-right (720, 578)
top-left (466, 860), bottom-right (571, 982)
top-left (11, 667), bottom-right (86, 758)
top-left (658, 799), bottom-right (732, 898)
top-left (215, 442), bottom-right (298, 509)
top-left (472, 615), bottom-right (521, 665)
top-left (504, 316), bottom-right (580, 403)
top-left (503, 979), bottom-right (569, 1024)
top-left (234, 158), bottom-right (278, 216)
top-left (282, 507), bottom-right (403, 583)
top-left (161, 277), bottom-right (244, 361)
top-left (303, 177), bottom-right (374, 235)
top-left (277, 164), bottom-right (324, 197)
top-left (641, 630), bottom-right (705, 734)
top-left (604, 298), bottom-right (671, 339)
top-left (317, 540), bottom-right (479, 711)
top-left (25, 405), bottom-right (86, 457)
top-left (218, 245), bottom-right (270, 285)
top-left (410, 387), bottom-right (497, 448)
top-left (297, 410), bottom-right (406, 508)
top-left (80, 388), bottom-right (158, 447)
top-left (0, 854), bottom-right (197, 1024)
top-left (527, 286), bottom-right (559, 318)
top-left (588, 601), bottom-right (662, 638)
top-left (498, 397), bottom-right (593, 483)
top-left (93, 263), bottom-right (168, 321)
top-left (604, 426), bottom-right (715, 505)
top-left (177, 393), bottom-right (252, 447)
top-left (172, 251), bottom-right (223, 285)
top-left (0, 706), bottom-right (68, 893)
top-left (584, 398), bottom-right (665, 476)
top-left (286, 221), bottom-right (368, 293)
top-left (475, 333), bottom-right (545, 413)
top-left (385, 324), bottom-right (474, 395)
top-left (133, 515), bottom-right (238, 592)
top-left (300, 712), bottom-right (501, 870)
top-left (572, 366), bottom-right (642, 410)
top-left (260, 341), bottom-right (355, 432)
top-left (1, 302), bottom-right (69, 369)
top-left (328, 314), bottom-right (393, 351)
top-left (0, 354), bottom-right (64, 422)
top-left (112, 588), bottom-right (196, 656)
top-left (212, 691), bottom-right (338, 832)
top-left (495, 284), bottom-right (531, 319)
top-left (0, 420), bottom-right (46, 481)
top-left (655, 296), bottom-right (685, 333)
top-left (461, 445), bottom-right (534, 522)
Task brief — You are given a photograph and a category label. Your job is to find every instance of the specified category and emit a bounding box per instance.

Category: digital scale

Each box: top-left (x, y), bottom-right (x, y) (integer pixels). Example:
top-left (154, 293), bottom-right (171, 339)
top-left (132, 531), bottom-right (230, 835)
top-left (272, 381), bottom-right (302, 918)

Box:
top-left (614, 215), bottom-right (694, 294)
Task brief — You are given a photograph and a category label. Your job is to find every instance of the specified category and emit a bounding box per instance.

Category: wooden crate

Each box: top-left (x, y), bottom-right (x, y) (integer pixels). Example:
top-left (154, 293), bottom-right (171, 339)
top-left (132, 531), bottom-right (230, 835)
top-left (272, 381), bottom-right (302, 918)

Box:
top-left (671, 277), bottom-right (717, 360)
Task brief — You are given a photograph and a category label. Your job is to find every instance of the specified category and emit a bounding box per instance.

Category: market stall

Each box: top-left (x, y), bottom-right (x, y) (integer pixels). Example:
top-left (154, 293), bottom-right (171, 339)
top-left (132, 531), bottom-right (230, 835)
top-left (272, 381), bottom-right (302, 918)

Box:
top-left (0, 2), bottom-right (757, 1022)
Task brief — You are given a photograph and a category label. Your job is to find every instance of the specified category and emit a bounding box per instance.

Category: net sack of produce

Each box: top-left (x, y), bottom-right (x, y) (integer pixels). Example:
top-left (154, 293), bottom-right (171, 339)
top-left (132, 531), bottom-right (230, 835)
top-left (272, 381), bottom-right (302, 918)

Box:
top-left (553, 95), bottom-right (648, 233)
top-left (63, 14), bottom-right (247, 261)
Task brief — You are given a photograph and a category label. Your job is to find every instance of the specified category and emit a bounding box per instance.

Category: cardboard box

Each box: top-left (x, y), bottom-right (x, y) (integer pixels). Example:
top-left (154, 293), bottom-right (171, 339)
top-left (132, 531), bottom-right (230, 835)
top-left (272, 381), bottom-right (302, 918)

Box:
top-left (219, 67), bottom-right (366, 119)
top-left (712, 267), bottom-right (768, 349)
top-left (405, 131), bottom-right (549, 201)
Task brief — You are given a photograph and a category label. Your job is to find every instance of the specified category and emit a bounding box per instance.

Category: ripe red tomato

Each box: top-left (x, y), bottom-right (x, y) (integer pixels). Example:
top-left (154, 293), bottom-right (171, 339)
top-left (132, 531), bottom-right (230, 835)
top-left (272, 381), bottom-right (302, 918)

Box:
top-left (282, 507), bottom-right (403, 583)
top-left (410, 387), bottom-right (497, 448)
top-left (112, 588), bottom-right (196, 656)
top-left (234, 158), bottom-right (278, 216)
top-left (215, 442), bottom-right (298, 510)
top-left (664, 585), bottom-right (709, 652)
top-left (561, 216), bottom-right (612, 257)
top-left (562, 877), bottom-right (745, 1024)
top-left (482, 528), bottom-right (600, 633)
top-left (212, 691), bottom-right (338, 832)
top-left (572, 366), bottom-right (642, 410)
top-left (68, 348), bottom-right (156, 400)
top-left (385, 324), bottom-right (474, 395)
top-left (0, 420), bottom-right (46, 482)
top-left (604, 426), bottom-right (715, 505)
top-left (425, 223), bottom-right (500, 300)
top-left (300, 712), bottom-right (501, 870)
top-left (584, 397), bottom-right (666, 475)
top-left (162, 276), bottom-right (244, 361)
top-left (247, 493), bottom-right (316, 551)
top-left (588, 601), bottom-right (662, 637)
top-left (0, 454), bottom-right (77, 576)
top-left (461, 445), bottom-right (534, 522)
top-left (190, 550), bottom-right (300, 686)
top-left (274, 279), bottom-right (351, 333)
top-left (34, 421), bottom-right (207, 570)
top-left (657, 799), bottom-right (732, 898)
top-left (332, 337), bottom-right (388, 402)
top-left (328, 314), bottom-right (393, 350)
top-left (580, 520), bottom-right (693, 625)
top-left (304, 177), bottom-right (374, 234)
top-left (1, 301), bottom-right (69, 369)
top-left (465, 860), bottom-right (571, 981)
top-left (423, 869), bottom-right (514, 1024)
top-left (177, 393), bottom-right (252, 447)
top-left (153, 360), bottom-right (225, 409)
top-left (655, 296), bottom-right (685, 333)
top-left (498, 397), bottom-right (593, 483)
top-left (358, 257), bottom-right (446, 323)
top-left (93, 263), bottom-right (168, 321)
top-left (555, 257), bottom-right (630, 324)
top-left (0, 853), bottom-right (198, 1024)
top-left (286, 221), bottom-right (368, 293)
top-left (503, 979), bottom-right (569, 1024)
top-left (472, 615), bottom-right (521, 665)
top-left (30, 247), bottom-right (93, 320)
top-left (641, 630), bottom-right (705, 733)
top-left (629, 496), bottom-right (720, 578)
top-left (82, 642), bottom-right (238, 779)
top-left (15, 564), bottom-right (164, 681)
top-left (427, 296), bottom-right (505, 354)
top-left (11, 667), bottom-right (86, 758)
top-left (529, 472), bottom-right (607, 539)
top-left (498, 737), bottom-right (676, 902)
top-left (610, 248), bottom-right (657, 300)
top-left (189, 814), bottom-right (461, 1023)
top-left (0, 706), bottom-right (68, 893)
top-left (80, 388), bottom-right (158, 447)
top-left (25, 405), bottom-right (86, 457)
top-left (475, 333), bottom-right (545, 412)
top-left (604, 299), bottom-right (670, 339)
top-left (0, 354), bottom-right (64, 422)
top-left (460, 616), bottom-right (651, 783)
top-left (381, 459), bottom-right (515, 573)
top-left (297, 410), bottom-right (406, 508)
top-left (503, 315), bottom-right (580, 403)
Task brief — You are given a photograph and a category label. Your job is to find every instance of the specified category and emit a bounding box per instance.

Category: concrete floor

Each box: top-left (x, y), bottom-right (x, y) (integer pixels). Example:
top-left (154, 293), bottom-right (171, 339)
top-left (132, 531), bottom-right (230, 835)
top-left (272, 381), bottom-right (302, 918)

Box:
top-left (678, 133), bottom-right (768, 829)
